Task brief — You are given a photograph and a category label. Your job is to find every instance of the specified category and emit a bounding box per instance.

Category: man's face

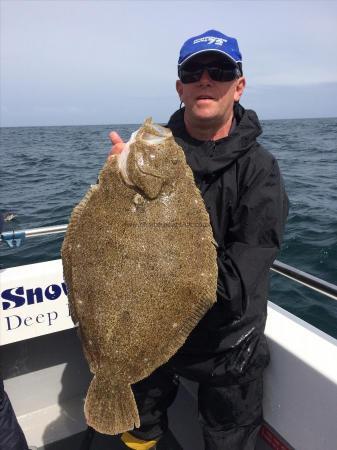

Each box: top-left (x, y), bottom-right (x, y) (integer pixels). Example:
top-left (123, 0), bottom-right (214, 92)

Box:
top-left (176, 53), bottom-right (245, 125)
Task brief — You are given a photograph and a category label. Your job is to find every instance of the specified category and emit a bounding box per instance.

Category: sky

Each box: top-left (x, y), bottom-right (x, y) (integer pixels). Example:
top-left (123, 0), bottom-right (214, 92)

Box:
top-left (1, 0), bottom-right (337, 127)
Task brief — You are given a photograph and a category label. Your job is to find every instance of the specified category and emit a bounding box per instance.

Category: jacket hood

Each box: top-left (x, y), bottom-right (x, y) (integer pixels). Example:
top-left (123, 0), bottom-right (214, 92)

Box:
top-left (166, 103), bottom-right (262, 176)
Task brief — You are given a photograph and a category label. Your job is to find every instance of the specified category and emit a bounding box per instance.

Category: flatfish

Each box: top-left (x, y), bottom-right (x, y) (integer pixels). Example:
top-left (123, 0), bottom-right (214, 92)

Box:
top-left (61, 118), bottom-right (217, 435)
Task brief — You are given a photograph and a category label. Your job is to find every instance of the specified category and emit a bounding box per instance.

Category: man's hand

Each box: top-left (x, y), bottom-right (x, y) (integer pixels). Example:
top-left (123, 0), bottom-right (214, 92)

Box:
top-left (108, 131), bottom-right (125, 159)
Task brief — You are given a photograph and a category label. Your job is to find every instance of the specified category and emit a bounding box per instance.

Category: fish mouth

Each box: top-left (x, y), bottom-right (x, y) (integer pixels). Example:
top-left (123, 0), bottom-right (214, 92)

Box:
top-left (140, 120), bottom-right (171, 145)
top-left (118, 119), bottom-right (170, 185)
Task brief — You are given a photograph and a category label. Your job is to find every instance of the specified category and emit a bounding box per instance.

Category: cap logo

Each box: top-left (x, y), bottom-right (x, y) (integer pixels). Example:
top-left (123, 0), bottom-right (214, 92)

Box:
top-left (193, 36), bottom-right (227, 46)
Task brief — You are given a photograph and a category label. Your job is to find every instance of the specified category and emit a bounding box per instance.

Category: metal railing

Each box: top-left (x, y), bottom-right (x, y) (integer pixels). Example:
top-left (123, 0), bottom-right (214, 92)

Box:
top-left (0, 225), bottom-right (67, 248)
top-left (271, 260), bottom-right (337, 302)
top-left (1, 224), bottom-right (337, 302)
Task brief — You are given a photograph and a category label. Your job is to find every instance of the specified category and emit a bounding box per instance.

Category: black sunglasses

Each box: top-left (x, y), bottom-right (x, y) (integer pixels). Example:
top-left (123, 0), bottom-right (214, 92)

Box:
top-left (178, 61), bottom-right (240, 84)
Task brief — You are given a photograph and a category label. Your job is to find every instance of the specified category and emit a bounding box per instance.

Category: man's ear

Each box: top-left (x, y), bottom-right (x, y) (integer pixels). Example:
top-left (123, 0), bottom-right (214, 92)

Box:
top-left (234, 77), bottom-right (246, 102)
top-left (176, 80), bottom-right (183, 100)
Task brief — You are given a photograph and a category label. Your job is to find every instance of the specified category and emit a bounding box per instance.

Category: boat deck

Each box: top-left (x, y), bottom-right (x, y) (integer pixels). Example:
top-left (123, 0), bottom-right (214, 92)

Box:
top-left (44, 428), bottom-right (182, 450)
top-left (42, 382), bottom-right (270, 450)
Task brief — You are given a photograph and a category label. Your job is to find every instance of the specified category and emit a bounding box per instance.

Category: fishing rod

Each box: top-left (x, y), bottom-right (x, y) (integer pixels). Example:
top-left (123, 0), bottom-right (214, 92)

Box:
top-left (1, 224), bottom-right (337, 302)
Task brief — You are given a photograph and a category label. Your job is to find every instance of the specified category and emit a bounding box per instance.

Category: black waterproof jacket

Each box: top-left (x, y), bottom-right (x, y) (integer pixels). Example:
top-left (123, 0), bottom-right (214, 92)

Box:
top-left (166, 103), bottom-right (289, 384)
top-left (0, 378), bottom-right (29, 450)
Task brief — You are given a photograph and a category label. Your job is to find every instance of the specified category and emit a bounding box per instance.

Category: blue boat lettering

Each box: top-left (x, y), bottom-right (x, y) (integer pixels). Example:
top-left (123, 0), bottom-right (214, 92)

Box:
top-left (1, 282), bottom-right (68, 310)
top-left (1, 286), bottom-right (25, 309)
top-left (5, 311), bottom-right (58, 330)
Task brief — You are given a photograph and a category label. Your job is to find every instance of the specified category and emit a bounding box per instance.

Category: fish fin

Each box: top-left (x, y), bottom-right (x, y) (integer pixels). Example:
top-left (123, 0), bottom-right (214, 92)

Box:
top-left (84, 374), bottom-right (140, 435)
top-left (61, 185), bottom-right (97, 324)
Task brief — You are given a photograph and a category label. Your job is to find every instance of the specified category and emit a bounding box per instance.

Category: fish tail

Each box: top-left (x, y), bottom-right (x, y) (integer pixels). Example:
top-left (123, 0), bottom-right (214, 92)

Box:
top-left (84, 373), bottom-right (140, 435)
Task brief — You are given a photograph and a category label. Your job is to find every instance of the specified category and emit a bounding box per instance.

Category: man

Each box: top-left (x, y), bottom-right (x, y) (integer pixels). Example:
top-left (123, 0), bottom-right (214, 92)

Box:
top-left (111, 30), bottom-right (288, 450)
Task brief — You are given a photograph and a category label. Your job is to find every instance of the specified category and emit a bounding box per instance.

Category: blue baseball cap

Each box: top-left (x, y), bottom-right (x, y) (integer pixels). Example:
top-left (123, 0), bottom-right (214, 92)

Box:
top-left (178, 29), bottom-right (242, 68)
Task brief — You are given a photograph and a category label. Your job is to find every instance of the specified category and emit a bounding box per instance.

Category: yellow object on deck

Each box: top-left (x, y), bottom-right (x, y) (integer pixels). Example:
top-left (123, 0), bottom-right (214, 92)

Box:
top-left (121, 432), bottom-right (157, 449)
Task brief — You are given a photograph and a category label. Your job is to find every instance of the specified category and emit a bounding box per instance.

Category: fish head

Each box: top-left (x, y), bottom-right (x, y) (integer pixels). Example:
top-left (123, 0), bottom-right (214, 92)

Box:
top-left (118, 118), bottom-right (185, 199)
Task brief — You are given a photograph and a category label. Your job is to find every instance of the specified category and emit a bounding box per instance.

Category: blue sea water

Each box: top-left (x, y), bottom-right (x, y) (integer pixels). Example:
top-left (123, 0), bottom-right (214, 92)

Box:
top-left (1, 118), bottom-right (336, 338)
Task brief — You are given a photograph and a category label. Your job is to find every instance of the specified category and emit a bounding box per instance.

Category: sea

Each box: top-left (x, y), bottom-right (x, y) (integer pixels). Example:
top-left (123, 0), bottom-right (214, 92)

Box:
top-left (1, 118), bottom-right (336, 339)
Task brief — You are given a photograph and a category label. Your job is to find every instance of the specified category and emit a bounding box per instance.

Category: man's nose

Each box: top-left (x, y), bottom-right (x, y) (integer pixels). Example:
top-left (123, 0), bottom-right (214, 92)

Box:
top-left (199, 69), bottom-right (213, 84)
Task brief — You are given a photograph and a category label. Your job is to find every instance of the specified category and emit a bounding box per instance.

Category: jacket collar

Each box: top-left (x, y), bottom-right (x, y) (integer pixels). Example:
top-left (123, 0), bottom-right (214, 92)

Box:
top-left (166, 103), bottom-right (262, 176)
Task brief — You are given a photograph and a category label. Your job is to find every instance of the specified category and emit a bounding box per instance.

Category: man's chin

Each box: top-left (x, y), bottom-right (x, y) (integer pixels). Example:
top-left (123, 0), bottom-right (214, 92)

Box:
top-left (191, 108), bottom-right (220, 122)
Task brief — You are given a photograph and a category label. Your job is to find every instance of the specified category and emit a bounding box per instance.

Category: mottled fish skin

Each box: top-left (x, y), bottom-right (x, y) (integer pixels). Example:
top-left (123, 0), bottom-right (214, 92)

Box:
top-left (61, 118), bottom-right (218, 435)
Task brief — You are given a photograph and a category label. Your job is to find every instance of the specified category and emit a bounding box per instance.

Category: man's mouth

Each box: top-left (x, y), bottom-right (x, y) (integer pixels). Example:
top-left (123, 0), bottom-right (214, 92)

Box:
top-left (196, 95), bottom-right (215, 100)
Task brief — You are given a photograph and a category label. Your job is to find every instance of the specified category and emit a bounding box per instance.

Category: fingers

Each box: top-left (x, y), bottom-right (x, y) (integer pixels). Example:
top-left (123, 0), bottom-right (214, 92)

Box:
top-left (109, 142), bottom-right (124, 156)
top-left (109, 131), bottom-right (123, 145)
top-left (108, 131), bottom-right (125, 158)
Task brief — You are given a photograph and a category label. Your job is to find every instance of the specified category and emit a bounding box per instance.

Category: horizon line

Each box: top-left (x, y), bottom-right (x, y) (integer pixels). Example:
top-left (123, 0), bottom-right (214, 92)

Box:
top-left (1, 114), bottom-right (337, 129)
